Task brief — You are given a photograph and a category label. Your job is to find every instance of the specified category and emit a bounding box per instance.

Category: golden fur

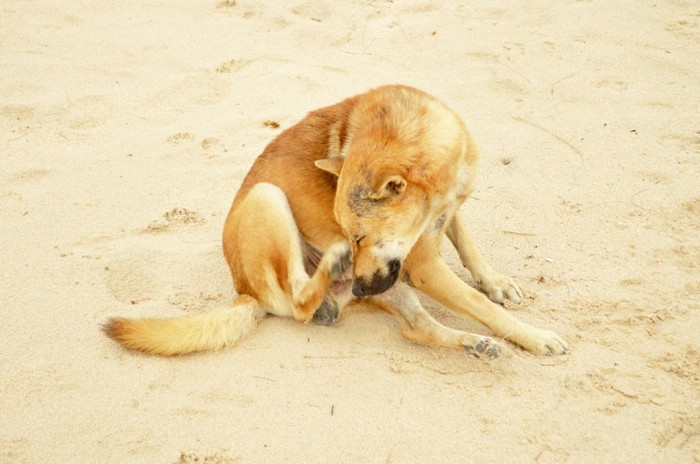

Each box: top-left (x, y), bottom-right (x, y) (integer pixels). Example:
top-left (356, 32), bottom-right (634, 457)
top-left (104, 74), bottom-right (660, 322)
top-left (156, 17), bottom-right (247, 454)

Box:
top-left (103, 85), bottom-right (568, 357)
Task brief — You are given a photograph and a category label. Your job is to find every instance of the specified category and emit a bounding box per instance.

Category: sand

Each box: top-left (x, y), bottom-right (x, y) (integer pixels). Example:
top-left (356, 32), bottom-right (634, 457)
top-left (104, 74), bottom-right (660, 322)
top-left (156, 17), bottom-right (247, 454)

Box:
top-left (1, 1), bottom-right (699, 462)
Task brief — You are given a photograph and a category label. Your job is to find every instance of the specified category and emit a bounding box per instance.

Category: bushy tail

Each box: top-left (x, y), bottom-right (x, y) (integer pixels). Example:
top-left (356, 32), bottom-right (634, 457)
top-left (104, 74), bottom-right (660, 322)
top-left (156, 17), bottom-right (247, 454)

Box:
top-left (102, 295), bottom-right (263, 356)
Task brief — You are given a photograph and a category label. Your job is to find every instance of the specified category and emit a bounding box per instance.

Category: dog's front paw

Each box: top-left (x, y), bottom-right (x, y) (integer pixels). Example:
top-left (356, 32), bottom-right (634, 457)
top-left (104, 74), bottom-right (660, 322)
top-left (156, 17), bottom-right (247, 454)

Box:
top-left (477, 272), bottom-right (523, 304)
top-left (520, 328), bottom-right (569, 356)
top-left (326, 242), bottom-right (352, 280)
top-left (464, 336), bottom-right (500, 360)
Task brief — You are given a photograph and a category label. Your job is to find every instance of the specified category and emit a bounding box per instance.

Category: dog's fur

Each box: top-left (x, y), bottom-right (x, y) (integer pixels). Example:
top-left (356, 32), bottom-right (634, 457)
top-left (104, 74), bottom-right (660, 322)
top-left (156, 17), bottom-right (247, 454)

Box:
top-left (103, 85), bottom-right (568, 358)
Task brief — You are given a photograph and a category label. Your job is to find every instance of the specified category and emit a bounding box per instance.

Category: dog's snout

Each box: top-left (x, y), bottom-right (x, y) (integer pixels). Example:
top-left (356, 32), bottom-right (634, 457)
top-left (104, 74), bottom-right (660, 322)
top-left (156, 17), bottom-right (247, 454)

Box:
top-left (352, 258), bottom-right (402, 297)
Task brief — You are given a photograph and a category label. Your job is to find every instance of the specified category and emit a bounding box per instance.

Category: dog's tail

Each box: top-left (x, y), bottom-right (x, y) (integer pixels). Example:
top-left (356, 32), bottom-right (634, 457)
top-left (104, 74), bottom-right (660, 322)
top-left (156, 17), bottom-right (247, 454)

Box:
top-left (102, 295), bottom-right (264, 356)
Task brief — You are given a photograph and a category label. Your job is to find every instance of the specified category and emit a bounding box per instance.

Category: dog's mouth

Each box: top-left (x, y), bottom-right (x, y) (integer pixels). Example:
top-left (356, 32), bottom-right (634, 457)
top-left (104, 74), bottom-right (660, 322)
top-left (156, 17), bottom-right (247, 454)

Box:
top-left (351, 259), bottom-right (401, 297)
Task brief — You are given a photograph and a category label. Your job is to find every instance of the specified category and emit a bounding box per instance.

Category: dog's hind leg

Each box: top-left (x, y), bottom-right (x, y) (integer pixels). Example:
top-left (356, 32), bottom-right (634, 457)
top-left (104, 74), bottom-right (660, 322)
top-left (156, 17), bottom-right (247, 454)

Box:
top-left (224, 182), bottom-right (350, 325)
top-left (369, 282), bottom-right (501, 359)
top-left (446, 214), bottom-right (523, 304)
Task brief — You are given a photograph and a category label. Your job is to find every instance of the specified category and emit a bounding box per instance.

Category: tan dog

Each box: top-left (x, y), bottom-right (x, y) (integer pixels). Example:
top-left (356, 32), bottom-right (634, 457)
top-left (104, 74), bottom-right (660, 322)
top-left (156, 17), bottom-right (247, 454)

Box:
top-left (103, 85), bottom-right (568, 358)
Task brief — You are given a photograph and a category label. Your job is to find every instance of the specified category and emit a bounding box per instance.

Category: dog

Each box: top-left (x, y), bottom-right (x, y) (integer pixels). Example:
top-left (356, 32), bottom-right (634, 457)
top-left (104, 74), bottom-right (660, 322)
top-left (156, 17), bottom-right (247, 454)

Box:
top-left (103, 85), bottom-right (568, 358)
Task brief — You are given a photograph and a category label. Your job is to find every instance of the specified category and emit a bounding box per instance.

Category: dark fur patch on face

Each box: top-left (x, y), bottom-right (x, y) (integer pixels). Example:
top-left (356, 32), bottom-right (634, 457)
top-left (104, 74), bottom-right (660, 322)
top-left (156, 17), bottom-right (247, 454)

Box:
top-left (348, 185), bottom-right (388, 217)
top-left (348, 185), bottom-right (373, 217)
top-left (348, 185), bottom-right (371, 206)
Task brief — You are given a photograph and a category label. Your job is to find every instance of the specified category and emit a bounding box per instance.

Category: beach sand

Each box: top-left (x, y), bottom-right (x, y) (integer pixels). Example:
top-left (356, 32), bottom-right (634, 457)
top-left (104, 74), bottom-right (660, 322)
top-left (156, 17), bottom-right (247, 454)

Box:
top-left (1, 1), bottom-right (698, 462)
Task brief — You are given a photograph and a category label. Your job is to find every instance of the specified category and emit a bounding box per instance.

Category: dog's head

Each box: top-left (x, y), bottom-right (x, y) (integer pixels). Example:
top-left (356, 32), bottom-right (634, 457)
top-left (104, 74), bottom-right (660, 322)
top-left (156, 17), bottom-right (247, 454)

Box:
top-left (316, 154), bottom-right (429, 296)
top-left (316, 87), bottom-right (475, 297)
top-left (316, 145), bottom-right (437, 297)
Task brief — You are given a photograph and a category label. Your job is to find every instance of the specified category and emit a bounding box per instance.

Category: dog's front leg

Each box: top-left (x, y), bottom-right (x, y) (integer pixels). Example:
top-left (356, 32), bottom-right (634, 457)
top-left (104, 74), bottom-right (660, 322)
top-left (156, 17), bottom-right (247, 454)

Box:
top-left (403, 250), bottom-right (568, 356)
top-left (446, 215), bottom-right (523, 304)
top-left (368, 282), bottom-right (500, 359)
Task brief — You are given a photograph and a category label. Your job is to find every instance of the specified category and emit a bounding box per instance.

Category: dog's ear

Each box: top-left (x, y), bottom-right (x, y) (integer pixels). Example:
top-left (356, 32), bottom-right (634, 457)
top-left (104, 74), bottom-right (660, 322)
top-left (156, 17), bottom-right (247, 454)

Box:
top-left (314, 157), bottom-right (344, 177)
top-left (372, 174), bottom-right (407, 200)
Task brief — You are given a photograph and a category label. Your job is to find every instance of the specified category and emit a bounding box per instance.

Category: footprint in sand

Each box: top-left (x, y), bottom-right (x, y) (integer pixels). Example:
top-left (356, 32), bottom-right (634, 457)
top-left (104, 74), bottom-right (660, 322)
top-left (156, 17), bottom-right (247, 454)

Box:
top-left (166, 132), bottom-right (195, 144)
top-left (145, 208), bottom-right (207, 233)
top-left (9, 168), bottom-right (51, 183)
top-left (665, 17), bottom-right (700, 40)
top-left (215, 0), bottom-right (237, 8)
top-left (176, 451), bottom-right (240, 464)
top-left (201, 137), bottom-right (228, 155)
top-left (595, 79), bottom-right (628, 92)
top-left (215, 59), bottom-right (247, 73)
top-left (0, 437), bottom-right (30, 463)
top-left (649, 244), bottom-right (699, 276)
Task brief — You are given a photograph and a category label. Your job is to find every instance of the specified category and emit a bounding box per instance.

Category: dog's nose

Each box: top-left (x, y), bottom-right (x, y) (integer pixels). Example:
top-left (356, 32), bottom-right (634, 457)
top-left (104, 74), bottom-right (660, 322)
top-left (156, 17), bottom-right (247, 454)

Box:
top-left (388, 259), bottom-right (401, 279)
top-left (352, 280), bottom-right (366, 297)
top-left (352, 259), bottom-right (401, 297)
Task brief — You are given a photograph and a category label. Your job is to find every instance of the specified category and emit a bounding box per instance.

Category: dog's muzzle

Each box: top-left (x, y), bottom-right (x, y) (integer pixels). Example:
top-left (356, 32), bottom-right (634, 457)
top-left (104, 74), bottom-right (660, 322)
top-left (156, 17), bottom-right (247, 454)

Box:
top-left (351, 259), bottom-right (401, 297)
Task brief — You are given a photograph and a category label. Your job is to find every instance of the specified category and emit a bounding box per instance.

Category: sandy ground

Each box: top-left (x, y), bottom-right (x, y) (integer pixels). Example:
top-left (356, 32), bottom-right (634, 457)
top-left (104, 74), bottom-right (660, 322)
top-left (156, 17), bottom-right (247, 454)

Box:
top-left (1, 1), bottom-right (699, 462)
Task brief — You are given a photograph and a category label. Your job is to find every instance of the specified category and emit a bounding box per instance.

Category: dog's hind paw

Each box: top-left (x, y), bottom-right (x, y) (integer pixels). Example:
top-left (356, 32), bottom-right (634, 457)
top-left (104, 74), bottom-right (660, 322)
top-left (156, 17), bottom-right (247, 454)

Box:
top-left (312, 298), bottom-right (340, 326)
top-left (464, 337), bottom-right (500, 359)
